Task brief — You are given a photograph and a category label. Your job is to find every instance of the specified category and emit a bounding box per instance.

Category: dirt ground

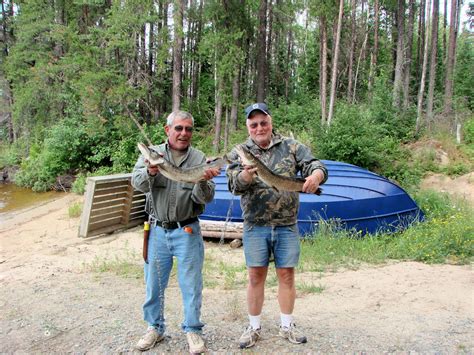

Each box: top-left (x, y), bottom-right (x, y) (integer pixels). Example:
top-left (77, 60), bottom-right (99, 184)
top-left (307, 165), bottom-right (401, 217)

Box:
top-left (1, 174), bottom-right (473, 354)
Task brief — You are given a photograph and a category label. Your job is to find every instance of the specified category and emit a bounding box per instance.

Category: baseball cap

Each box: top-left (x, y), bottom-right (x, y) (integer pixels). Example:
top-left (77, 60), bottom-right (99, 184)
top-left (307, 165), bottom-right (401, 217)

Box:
top-left (244, 103), bottom-right (270, 119)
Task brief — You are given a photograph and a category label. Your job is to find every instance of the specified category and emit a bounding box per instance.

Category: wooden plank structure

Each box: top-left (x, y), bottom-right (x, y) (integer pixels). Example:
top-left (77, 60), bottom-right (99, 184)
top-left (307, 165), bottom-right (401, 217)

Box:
top-left (79, 174), bottom-right (146, 238)
top-left (79, 173), bottom-right (243, 239)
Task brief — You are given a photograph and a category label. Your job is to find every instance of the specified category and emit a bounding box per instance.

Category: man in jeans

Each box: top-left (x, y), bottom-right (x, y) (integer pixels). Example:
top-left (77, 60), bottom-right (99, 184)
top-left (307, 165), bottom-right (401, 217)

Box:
top-left (132, 111), bottom-right (220, 353)
top-left (227, 103), bottom-right (328, 349)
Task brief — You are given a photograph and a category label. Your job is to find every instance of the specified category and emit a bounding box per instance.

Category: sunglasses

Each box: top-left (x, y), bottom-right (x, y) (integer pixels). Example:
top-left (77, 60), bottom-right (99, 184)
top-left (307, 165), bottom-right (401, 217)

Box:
top-left (248, 121), bottom-right (270, 129)
top-left (173, 125), bottom-right (194, 133)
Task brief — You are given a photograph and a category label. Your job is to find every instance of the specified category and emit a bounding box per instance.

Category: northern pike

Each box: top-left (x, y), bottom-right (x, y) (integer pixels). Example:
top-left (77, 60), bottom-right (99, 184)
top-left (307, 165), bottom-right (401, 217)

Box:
top-left (137, 142), bottom-right (227, 183)
top-left (234, 145), bottom-right (322, 195)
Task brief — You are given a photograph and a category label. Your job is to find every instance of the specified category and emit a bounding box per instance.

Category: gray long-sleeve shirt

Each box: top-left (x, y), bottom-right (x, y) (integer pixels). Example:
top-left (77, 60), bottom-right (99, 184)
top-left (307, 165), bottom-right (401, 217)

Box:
top-left (132, 142), bottom-right (215, 222)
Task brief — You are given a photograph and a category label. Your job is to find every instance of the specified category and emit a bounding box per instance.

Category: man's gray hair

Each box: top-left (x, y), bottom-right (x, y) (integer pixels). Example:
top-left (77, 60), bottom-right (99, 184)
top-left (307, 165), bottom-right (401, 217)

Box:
top-left (166, 110), bottom-right (194, 126)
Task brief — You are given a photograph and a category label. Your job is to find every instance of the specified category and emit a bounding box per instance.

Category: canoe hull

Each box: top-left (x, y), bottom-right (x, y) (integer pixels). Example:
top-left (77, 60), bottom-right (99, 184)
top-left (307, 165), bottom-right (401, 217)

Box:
top-left (201, 160), bottom-right (424, 235)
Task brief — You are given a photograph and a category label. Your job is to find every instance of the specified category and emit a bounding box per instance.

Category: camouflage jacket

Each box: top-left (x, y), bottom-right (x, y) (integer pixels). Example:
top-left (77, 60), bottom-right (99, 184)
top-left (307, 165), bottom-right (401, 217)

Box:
top-left (226, 134), bottom-right (328, 226)
top-left (131, 141), bottom-right (215, 222)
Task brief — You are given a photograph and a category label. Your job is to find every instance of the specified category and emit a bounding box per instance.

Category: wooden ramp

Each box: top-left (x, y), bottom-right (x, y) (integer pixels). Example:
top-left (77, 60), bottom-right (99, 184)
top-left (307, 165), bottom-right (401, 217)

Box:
top-left (79, 174), bottom-right (146, 238)
top-left (79, 173), bottom-right (243, 239)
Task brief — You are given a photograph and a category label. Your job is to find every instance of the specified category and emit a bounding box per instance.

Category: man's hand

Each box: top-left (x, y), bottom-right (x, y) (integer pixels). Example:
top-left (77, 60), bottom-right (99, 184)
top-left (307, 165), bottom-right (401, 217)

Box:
top-left (239, 165), bottom-right (258, 184)
top-left (202, 167), bottom-right (220, 181)
top-left (302, 170), bottom-right (324, 194)
top-left (145, 159), bottom-right (160, 176)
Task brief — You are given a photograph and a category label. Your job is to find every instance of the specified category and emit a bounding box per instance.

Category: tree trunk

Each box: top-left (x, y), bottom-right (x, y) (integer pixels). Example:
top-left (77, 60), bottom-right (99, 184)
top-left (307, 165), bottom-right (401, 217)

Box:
top-left (368, 0), bottom-right (379, 93)
top-left (417, 0), bottom-right (426, 80)
top-left (231, 67), bottom-right (240, 131)
top-left (213, 80), bottom-right (223, 154)
top-left (393, 0), bottom-right (405, 107)
top-left (172, 0), bottom-right (184, 111)
top-left (403, 0), bottom-right (415, 109)
top-left (320, 15), bottom-right (328, 124)
top-left (53, 0), bottom-right (65, 57)
top-left (327, 0), bottom-right (344, 126)
top-left (416, 0), bottom-right (432, 132)
top-left (443, 0), bottom-right (447, 63)
top-left (256, 0), bottom-right (267, 102)
top-left (443, 0), bottom-right (458, 115)
top-left (224, 107), bottom-right (230, 153)
top-left (191, 0), bottom-right (203, 102)
top-left (284, 28), bottom-right (293, 103)
top-left (266, 0), bottom-right (272, 99)
top-left (426, 0), bottom-right (439, 126)
top-left (184, 0), bottom-right (193, 102)
top-left (352, 28), bottom-right (368, 103)
top-left (347, 0), bottom-right (357, 100)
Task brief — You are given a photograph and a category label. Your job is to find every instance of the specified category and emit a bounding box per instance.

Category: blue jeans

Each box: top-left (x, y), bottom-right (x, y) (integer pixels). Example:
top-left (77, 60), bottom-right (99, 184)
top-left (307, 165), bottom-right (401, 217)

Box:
top-left (243, 223), bottom-right (300, 268)
top-left (143, 220), bottom-right (204, 334)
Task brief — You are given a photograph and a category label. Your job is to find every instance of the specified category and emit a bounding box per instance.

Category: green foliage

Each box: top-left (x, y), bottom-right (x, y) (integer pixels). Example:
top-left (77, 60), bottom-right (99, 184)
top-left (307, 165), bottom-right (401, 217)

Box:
top-left (463, 116), bottom-right (474, 144)
top-left (454, 33), bottom-right (474, 111)
top-left (386, 191), bottom-right (473, 264)
top-left (296, 282), bottom-right (325, 294)
top-left (368, 76), bottom-right (417, 141)
top-left (0, 139), bottom-right (25, 168)
top-left (85, 252), bottom-right (143, 279)
top-left (271, 97), bottom-right (322, 137)
top-left (68, 202), bottom-right (83, 218)
top-left (317, 103), bottom-right (386, 167)
top-left (299, 191), bottom-right (473, 271)
top-left (2, 0), bottom-right (471, 196)
top-left (71, 173), bottom-right (88, 195)
top-left (299, 225), bottom-right (388, 272)
top-left (14, 117), bottom-right (115, 191)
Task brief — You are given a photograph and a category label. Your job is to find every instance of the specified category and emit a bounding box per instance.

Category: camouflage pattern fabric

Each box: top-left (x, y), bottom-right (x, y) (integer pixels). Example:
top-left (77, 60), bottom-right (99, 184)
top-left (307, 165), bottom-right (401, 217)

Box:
top-left (226, 133), bottom-right (328, 226)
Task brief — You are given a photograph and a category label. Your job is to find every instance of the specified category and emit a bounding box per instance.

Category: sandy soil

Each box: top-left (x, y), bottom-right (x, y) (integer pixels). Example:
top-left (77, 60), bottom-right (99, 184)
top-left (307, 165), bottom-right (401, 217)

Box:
top-left (1, 177), bottom-right (473, 353)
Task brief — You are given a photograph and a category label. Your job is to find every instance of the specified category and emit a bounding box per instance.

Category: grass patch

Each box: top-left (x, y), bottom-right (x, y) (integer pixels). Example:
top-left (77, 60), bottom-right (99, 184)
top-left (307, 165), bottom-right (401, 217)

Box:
top-left (68, 202), bottom-right (82, 218)
top-left (203, 253), bottom-right (247, 290)
top-left (299, 190), bottom-right (473, 271)
top-left (85, 252), bottom-right (143, 279)
top-left (297, 282), bottom-right (325, 294)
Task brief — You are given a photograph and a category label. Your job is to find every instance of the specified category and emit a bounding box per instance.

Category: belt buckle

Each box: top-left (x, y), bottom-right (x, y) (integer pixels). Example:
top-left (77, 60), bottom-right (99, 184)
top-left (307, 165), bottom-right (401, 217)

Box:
top-left (162, 221), bottom-right (173, 229)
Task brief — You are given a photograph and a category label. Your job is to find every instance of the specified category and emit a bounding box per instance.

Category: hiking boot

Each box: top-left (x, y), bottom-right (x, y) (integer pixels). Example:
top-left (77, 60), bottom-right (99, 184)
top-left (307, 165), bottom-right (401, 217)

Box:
top-left (279, 323), bottom-right (307, 344)
top-left (186, 332), bottom-right (207, 354)
top-left (239, 326), bottom-right (261, 349)
top-left (136, 327), bottom-right (164, 351)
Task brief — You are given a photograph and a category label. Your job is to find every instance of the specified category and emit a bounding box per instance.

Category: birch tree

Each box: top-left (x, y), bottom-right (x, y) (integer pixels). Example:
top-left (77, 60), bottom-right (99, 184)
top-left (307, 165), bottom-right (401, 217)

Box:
top-left (327, 0), bottom-right (344, 125)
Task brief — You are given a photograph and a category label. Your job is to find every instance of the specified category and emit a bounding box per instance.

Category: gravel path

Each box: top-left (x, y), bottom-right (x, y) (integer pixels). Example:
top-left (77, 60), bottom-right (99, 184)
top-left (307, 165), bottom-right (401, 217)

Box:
top-left (1, 194), bottom-right (473, 353)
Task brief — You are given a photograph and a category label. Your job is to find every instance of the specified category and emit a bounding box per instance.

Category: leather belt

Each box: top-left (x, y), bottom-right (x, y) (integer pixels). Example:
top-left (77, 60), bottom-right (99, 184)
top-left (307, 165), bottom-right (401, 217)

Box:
top-left (150, 217), bottom-right (198, 229)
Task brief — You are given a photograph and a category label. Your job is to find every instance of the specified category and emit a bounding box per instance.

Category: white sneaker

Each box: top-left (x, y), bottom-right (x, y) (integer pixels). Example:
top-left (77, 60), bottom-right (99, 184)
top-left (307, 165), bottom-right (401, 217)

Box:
top-left (186, 332), bottom-right (207, 354)
top-left (279, 323), bottom-right (307, 344)
top-left (135, 327), bottom-right (164, 351)
top-left (239, 326), bottom-right (261, 349)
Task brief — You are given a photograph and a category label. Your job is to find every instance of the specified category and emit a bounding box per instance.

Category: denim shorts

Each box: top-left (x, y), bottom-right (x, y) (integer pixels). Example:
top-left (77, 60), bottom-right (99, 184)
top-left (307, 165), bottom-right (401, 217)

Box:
top-left (242, 223), bottom-right (300, 268)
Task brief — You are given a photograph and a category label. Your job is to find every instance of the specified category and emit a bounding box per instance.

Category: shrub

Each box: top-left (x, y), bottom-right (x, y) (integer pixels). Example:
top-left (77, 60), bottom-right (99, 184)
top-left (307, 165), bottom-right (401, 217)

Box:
top-left (68, 202), bottom-right (83, 218)
top-left (463, 116), bottom-right (474, 144)
top-left (15, 118), bottom-right (93, 191)
top-left (317, 103), bottom-right (386, 169)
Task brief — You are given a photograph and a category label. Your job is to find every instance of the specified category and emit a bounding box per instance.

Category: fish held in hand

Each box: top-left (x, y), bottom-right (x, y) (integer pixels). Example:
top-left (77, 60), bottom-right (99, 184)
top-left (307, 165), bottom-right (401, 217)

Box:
top-left (234, 145), bottom-right (322, 195)
top-left (137, 142), bottom-right (226, 183)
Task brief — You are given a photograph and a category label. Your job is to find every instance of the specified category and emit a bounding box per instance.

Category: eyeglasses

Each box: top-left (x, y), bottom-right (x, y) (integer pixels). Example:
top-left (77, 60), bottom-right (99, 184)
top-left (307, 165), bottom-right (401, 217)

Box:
top-left (173, 125), bottom-right (194, 133)
top-left (248, 121), bottom-right (270, 129)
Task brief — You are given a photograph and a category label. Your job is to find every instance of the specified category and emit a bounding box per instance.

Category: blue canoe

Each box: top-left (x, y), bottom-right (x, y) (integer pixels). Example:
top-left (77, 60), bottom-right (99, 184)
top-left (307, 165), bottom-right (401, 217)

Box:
top-left (200, 160), bottom-right (424, 235)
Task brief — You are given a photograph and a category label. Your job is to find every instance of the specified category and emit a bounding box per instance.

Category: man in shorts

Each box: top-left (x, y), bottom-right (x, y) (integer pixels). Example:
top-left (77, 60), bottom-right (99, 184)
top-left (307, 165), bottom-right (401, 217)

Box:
top-left (226, 103), bottom-right (328, 349)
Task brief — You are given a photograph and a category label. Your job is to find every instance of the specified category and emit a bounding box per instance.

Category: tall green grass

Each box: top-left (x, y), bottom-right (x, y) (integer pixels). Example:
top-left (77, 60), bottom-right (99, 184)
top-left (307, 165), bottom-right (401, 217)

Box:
top-left (299, 190), bottom-right (473, 272)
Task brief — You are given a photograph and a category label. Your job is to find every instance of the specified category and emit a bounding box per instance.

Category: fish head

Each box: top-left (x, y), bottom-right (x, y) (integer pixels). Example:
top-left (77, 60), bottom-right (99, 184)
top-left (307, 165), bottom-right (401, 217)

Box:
top-left (137, 142), bottom-right (164, 166)
top-left (234, 145), bottom-right (255, 166)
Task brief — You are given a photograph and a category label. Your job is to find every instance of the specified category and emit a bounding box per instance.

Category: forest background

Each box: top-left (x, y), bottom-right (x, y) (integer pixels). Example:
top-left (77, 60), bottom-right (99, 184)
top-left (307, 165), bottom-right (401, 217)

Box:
top-left (0, 0), bottom-right (472, 193)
